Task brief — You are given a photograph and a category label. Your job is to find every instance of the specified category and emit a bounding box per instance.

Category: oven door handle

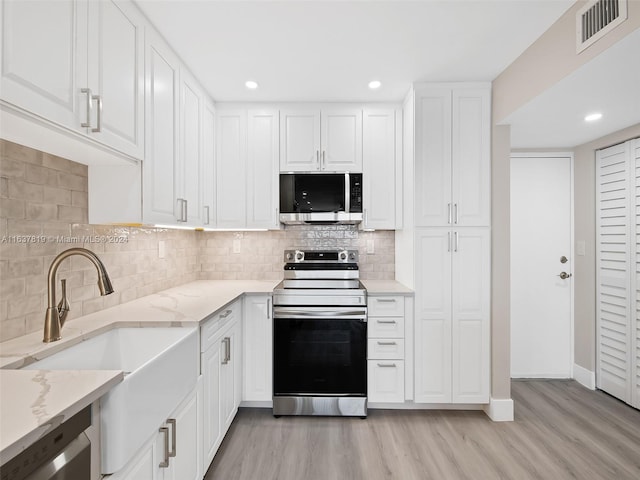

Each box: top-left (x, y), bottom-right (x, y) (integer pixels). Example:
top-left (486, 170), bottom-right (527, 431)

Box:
top-left (273, 307), bottom-right (367, 320)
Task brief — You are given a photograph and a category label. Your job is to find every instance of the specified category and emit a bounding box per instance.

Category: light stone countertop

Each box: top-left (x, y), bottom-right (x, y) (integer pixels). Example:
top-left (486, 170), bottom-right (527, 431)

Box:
top-left (0, 278), bottom-right (409, 465)
top-left (0, 369), bottom-right (123, 465)
top-left (361, 279), bottom-right (414, 295)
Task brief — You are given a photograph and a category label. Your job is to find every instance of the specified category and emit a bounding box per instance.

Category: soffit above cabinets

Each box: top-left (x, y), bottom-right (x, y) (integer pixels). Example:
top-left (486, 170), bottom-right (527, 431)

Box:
top-left (133, 0), bottom-right (573, 102)
top-left (504, 28), bottom-right (640, 149)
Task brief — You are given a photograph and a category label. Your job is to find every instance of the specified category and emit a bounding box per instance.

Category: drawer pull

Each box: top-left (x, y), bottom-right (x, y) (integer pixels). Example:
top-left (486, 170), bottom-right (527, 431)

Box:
top-left (377, 341), bottom-right (397, 346)
top-left (376, 319), bottom-right (397, 324)
top-left (377, 363), bottom-right (397, 368)
top-left (376, 298), bottom-right (397, 303)
top-left (220, 309), bottom-right (232, 319)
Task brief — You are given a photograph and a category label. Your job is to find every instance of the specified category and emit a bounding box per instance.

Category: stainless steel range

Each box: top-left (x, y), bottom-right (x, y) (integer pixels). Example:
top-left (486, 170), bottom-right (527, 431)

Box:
top-left (272, 249), bottom-right (367, 417)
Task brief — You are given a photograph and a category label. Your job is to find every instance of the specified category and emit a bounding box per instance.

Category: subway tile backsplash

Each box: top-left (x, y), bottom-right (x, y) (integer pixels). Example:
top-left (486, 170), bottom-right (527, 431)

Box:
top-left (0, 140), bottom-right (394, 342)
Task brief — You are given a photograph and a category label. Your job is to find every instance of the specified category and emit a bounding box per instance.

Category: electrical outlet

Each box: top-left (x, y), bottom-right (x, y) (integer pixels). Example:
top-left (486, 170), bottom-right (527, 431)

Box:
top-left (158, 240), bottom-right (166, 259)
top-left (366, 239), bottom-right (375, 254)
top-left (233, 239), bottom-right (241, 254)
top-left (577, 240), bottom-right (586, 256)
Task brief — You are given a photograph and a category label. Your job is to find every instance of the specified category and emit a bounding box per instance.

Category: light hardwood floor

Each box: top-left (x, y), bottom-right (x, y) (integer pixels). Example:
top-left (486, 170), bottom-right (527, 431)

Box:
top-left (204, 380), bottom-right (640, 480)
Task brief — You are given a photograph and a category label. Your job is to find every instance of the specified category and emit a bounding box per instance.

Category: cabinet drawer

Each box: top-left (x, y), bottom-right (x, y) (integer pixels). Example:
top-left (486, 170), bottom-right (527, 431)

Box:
top-left (368, 339), bottom-right (405, 359)
top-left (368, 360), bottom-right (405, 403)
top-left (201, 303), bottom-right (238, 352)
top-left (368, 296), bottom-right (404, 316)
top-left (368, 316), bottom-right (404, 338)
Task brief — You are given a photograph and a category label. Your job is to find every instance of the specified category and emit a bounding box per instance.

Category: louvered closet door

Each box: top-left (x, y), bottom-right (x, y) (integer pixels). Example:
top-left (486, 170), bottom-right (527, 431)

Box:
top-left (633, 138), bottom-right (640, 409)
top-left (596, 142), bottom-right (633, 402)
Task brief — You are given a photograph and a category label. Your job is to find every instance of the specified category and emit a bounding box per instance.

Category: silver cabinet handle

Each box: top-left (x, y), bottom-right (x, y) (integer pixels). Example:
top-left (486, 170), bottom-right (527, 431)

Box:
top-left (316, 150), bottom-right (320, 169)
top-left (176, 198), bottom-right (187, 222)
top-left (454, 232), bottom-right (459, 252)
top-left (221, 337), bottom-right (230, 364)
top-left (377, 341), bottom-right (397, 346)
top-left (377, 363), bottom-right (397, 368)
top-left (454, 203), bottom-right (458, 224)
top-left (448, 203), bottom-right (452, 224)
top-left (92, 94), bottom-right (102, 133)
top-left (220, 309), bottom-right (232, 319)
top-left (204, 205), bottom-right (210, 225)
top-left (80, 88), bottom-right (93, 128)
top-left (322, 151), bottom-right (326, 169)
top-left (448, 232), bottom-right (451, 253)
top-left (167, 418), bottom-right (176, 458)
top-left (376, 298), bottom-right (396, 303)
top-left (183, 199), bottom-right (188, 222)
top-left (227, 336), bottom-right (231, 362)
top-left (159, 426), bottom-right (170, 468)
top-left (376, 319), bottom-right (397, 324)
top-left (267, 298), bottom-right (271, 319)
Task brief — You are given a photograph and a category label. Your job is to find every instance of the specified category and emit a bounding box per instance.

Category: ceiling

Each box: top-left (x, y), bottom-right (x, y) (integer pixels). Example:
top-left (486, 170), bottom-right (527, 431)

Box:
top-left (134, 0), bottom-right (575, 102)
top-left (504, 27), bottom-right (640, 149)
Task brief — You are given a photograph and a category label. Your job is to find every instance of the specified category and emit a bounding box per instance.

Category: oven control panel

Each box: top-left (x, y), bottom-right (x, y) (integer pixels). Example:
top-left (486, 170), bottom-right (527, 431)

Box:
top-left (284, 249), bottom-right (358, 263)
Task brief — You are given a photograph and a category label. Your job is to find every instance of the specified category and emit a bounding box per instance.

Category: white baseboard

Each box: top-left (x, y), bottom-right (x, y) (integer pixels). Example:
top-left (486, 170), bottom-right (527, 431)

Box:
top-left (483, 398), bottom-right (514, 422)
top-left (573, 363), bottom-right (596, 390)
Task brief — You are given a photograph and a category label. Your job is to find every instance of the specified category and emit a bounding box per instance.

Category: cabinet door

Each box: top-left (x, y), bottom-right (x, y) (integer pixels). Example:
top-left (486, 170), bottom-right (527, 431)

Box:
top-left (216, 109), bottom-right (247, 228)
top-left (321, 107), bottom-right (362, 172)
top-left (279, 108), bottom-right (320, 171)
top-left (0, 0), bottom-right (86, 130)
top-left (452, 89), bottom-right (490, 227)
top-left (451, 229), bottom-right (490, 403)
top-left (363, 109), bottom-right (396, 229)
top-left (243, 295), bottom-right (273, 402)
top-left (87, 0), bottom-right (144, 159)
top-left (368, 360), bottom-right (405, 403)
top-left (202, 100), bottom-right (216, 227)
top-left (247, 109), bottom-right (279, 229)
top-left (414, 88), bottom-right (452, 227)
top-left (166, 387), bottom-right (200, 480)
top-left (201, 345), bottom-right (222, 470)
top-left (144, 29), bottom-right (180, 225)
top-left (414, 229), bottom-right (452, 403)
top-left (180, 70), bottom-right (204, 226)
top-left (108, 440), bottom-right (156, 480)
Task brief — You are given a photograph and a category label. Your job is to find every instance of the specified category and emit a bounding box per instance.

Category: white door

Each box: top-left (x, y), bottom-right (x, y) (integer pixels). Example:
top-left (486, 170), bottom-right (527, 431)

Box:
top-left (216, 109), bottom-right (247, 228)
top-left (180, 71), bottom-right (203, 227)
top-left (510, 155), bottom-right (573, 378)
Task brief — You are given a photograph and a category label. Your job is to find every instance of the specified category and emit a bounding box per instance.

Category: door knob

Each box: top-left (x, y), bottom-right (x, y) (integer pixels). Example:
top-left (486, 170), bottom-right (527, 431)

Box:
top-left (560, 256), bottom-right (568, 264)
top-left (558, 272), bottom-right (572, 279)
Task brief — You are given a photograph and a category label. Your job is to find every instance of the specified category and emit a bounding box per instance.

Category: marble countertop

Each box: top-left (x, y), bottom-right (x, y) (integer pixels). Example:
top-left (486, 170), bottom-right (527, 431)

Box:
top-left (0, 369), bottom-right (123, 465)
top-left (0, 277), bottom-right (408, 465)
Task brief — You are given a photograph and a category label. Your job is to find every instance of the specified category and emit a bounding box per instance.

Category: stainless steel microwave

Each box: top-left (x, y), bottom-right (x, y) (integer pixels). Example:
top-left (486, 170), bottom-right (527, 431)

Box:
top-left (279, 173), bottom-right (363, 224)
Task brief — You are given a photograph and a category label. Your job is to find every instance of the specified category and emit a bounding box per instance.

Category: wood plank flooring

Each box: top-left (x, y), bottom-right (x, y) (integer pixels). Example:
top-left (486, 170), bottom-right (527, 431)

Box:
top-left (204, 380), bottom-right (640, 480)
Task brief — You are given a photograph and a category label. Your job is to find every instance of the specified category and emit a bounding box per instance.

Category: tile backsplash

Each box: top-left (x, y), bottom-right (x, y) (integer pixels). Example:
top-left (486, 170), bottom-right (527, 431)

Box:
top-left (0, 139), bottom-right (394, 342)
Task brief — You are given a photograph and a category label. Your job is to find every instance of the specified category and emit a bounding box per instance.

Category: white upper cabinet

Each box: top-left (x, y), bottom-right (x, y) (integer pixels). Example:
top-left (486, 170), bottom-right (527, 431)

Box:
top-left (202, 100), bottom-right (216, 227)
top-left (180, 70), bottom-right (204, 227)
top-left (362, 108), bottom-right (398, 230)
top-left (215, 109), bottom-right (247, 228)
top-left (0, 0), bottom-right (144, 160)
top-left (143, 28), bottom-right (181, 225)
top-left (280, 107), bottom-right (362, 172)
top-left (86, 0), bottom-right (144, 159)
top-left (279, 108), bottom-right (321, 171)
top-left (415, 85), bottom-right (490, 227)
top-left (247, 109), bottom-right (280, 229)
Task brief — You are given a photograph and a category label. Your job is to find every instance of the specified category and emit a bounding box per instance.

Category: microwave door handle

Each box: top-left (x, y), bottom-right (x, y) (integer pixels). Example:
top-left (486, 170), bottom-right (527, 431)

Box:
top-left (345, 172), bottom-right (350, 213)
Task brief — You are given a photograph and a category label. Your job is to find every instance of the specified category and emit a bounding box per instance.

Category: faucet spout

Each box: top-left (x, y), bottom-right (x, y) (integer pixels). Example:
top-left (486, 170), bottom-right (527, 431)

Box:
top-left (43, 247), bottom-right (114, 343)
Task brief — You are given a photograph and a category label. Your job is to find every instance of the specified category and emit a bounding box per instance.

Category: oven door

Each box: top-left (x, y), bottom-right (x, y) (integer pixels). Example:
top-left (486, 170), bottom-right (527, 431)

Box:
top-left (273, 307), bottom-right (367, 397)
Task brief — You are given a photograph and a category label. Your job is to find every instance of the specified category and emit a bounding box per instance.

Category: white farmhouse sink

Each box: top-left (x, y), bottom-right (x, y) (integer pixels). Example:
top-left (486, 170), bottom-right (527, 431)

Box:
top-left (23, 327), bottom-right (199, 474)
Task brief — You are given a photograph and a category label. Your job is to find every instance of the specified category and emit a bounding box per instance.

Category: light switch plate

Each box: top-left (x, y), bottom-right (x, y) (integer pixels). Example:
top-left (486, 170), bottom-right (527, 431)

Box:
top-left (577, 240), bottom-right (586, 256)
top-left (158, 240), bottom-right (166, 259)
top-left (233, 239), bottom-right (241, 254)
top-left (366, 239), bottom-right (375, 254)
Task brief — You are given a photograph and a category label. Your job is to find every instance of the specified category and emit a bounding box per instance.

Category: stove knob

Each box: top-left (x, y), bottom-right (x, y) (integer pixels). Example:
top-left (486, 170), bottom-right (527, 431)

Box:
top-left (295, 251), bottom-right (304, 262)
top-left (339, 250), bottom-right (348, 262)
top-left (286, 252), bottom-right (293, 261)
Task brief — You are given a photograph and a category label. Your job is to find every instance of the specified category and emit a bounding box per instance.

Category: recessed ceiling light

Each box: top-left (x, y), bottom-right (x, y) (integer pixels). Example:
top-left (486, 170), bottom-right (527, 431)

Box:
top-left (584, 112), bottom-right (602, 122)
top-left (245, 80), bottom-right (258, 90)
top-left (368, 80), bottom-right (381, 90)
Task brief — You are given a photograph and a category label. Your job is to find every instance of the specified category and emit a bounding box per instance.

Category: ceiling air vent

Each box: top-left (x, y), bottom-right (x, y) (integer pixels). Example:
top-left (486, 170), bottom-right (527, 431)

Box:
top-left (577, 0), bottom-right (628, 53)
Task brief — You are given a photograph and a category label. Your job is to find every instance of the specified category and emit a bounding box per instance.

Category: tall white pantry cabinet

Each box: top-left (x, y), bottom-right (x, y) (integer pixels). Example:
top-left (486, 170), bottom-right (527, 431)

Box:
top-left (399, 83), bottom-right (491, 404)
top-left (596, 138), bottom-right (640, 410)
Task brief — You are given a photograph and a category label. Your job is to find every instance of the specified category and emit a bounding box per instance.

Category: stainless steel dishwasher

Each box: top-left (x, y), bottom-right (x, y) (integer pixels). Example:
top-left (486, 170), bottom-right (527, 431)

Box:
top-left (1, 406), bottom-right (91, 480)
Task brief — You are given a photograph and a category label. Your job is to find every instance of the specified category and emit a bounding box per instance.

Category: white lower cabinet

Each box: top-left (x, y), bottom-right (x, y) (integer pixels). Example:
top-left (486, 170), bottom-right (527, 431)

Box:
top-left (200, 300), bottom-right (242, 474)
top-left (367, 295), bottom-right (409, 404)
top-left (414, 228), bottom-right (490, 404)
top-left (242, 295), bottom-right (273, 403)
top-left (108, 381), bottom-right (200, 480)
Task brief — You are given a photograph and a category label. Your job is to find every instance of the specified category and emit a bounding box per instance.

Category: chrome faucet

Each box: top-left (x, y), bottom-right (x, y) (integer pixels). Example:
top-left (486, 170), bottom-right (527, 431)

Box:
top-left (43, 247), bottom-right (114, 343)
